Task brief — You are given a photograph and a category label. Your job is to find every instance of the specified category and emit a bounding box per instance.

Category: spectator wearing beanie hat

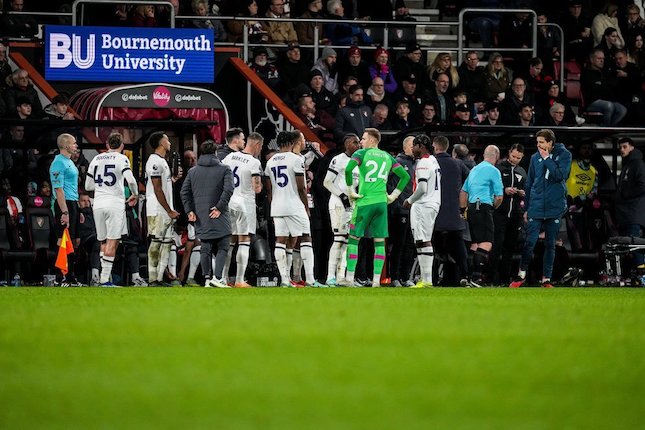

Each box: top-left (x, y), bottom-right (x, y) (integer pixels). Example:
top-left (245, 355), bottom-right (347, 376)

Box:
top-left (394, 42), bottom-right (429, 94)
top-left (312, 46), bottom-right (340, 94)
top-left (338, 45), bottom-right (372, 90)
top-left (309, 69), bottom-right (338, 116)
top-left (369, 47), bottom-right (398, 94)
top-left (537, 79), bottom-right (580, 126)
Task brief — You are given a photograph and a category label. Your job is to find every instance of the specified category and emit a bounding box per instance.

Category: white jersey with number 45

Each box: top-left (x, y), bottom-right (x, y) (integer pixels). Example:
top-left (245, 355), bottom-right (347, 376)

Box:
top-left (87, 151), bottom-right (136, 209)
top-left (222, 151), bottom-right (261, 211)
top-left (264, 151), bottom-right (306, 217)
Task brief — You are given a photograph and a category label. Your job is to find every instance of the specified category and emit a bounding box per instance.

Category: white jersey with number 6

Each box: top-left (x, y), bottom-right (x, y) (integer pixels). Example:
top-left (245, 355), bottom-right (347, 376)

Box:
top-left (222, 151), bottom-right (261, 211)
top-left (264, 151), bottom-right (306, 217)
top-left (87, 151), bottom-right (135, 209)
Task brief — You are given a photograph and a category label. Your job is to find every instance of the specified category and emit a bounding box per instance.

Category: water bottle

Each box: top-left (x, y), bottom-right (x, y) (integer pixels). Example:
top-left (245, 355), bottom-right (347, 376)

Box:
top-left (12, 274), bottom-right (21, 287)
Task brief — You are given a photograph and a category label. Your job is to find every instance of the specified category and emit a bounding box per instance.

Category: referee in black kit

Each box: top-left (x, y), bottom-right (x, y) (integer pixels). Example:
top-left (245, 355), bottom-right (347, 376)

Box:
top-left (460, 145), bottom-right (504, 287)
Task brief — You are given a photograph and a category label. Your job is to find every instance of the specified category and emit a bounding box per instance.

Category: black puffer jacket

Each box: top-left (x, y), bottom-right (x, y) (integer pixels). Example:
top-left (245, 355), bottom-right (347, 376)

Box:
top-left (615, 148), bottom-right (645, 227)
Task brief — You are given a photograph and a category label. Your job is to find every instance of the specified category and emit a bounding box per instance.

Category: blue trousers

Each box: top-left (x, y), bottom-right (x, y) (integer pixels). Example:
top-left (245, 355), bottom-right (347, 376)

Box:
top-left (520, 217), bottom-right (561, 279)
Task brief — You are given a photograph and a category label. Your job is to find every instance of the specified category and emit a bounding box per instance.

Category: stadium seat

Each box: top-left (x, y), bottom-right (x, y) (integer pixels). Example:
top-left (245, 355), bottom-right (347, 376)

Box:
top-left (25, 197), bottom-right (57, 266)
top-left (0, 208), bottom-right (35, 282)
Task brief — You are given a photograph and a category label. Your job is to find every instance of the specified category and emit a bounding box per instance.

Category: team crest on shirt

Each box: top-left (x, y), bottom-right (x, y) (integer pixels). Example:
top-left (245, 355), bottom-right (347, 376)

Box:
top-left (52, 172), bottom-right (60, 179)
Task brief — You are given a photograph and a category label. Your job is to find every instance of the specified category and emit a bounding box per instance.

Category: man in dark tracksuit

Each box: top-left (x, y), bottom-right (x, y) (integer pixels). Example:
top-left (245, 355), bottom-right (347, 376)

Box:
top-left (387, 135), bottom-right (416, 286)
top-left (491, 143), bottom-right (527, 284)
top-left (510, 129), bottom-right (571, 288)
top-left (431, 135), bottom-right (470, 285)
top-left (181, 141), bottom-right (234, 288)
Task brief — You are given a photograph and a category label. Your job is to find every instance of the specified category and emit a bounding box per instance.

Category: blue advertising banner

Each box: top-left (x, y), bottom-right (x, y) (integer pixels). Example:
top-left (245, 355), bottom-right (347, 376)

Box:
top-left (45, 25), bottom-right (214, 83)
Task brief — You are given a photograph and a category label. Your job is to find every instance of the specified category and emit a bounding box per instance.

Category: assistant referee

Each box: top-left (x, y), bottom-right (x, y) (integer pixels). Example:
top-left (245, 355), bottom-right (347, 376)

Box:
top-left (50, 133), bottom-right (82, 286)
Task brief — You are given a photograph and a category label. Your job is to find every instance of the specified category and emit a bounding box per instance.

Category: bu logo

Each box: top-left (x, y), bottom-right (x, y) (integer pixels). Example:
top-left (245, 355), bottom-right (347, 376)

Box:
top-left (49, 33), bottom-right (95, 69)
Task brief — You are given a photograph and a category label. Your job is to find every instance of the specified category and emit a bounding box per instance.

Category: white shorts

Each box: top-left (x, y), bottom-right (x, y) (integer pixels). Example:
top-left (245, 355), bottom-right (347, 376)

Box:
top-left (274, 214), bottom-right (311, 237)
top-left (410, 205), bottom-right (438, 242)
top-left (94, 206), bottom-right (127, 241)
top-left (329, 205), bottom-right (352, 235)
top-left (147, 214), bottom-right (174, 240)
top-left (230, 205), bottom-right (257, 236)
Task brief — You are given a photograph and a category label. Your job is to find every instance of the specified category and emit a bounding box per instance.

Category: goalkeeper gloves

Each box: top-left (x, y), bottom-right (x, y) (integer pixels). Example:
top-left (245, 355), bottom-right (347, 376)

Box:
top-left (339, 193), bottom-right (352, 209)
top-left (387, 189), bottom-right (401, 204)
top-left (347, 188), bottom-right (363, 201)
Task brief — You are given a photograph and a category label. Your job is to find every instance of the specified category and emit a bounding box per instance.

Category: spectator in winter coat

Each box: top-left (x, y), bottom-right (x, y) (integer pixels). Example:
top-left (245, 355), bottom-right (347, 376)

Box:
top-left (615, 137), bottom-right (645, 267)
top-left (334, 85), bottom-right (372, 142)
top-left (368, 47), bottom-right (398, 94)
top-left (312, 46), bottom-right (340, 95)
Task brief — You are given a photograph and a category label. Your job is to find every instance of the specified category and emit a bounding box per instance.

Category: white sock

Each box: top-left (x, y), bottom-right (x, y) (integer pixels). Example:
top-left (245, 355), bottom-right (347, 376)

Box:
top-left (418, 246), bottom-right (434, 284)
top-left (131, 272), bottom-right (142, 281)
top-left (286, 249), bottom-right (293, 281)
top-left (338, 240), bottom-right (348, 280)
top-left (275, 243), bottom-right (289, 284)
top-left (518, 269), bottom-right (526, 280)
top-left (167, 244), bottom-right (177, 277)
top-left (236, 241), bottom-right (250, 284)
top-left (345, 270), bottom-right (355, 285)
top-left (292, 249), bottom-right (303, 282)
top-left (300, 242), bottom-right (315, 284)
top-left (100, 256), bottom-right (115, 284)
top-left (372, 272), bottom-right (381, 287)
top-left (221, 243), bottom-right (234, 283)
top-left (91, 268), bottom-right (100, 281)
top-left (188, 245), bottom-right (201, 280)
top-left (156, 241), bottom-right (172, 282)
top-left (147, 239), bottom-right (161, 283)
top-left (327, 237), bottom-right (343, 281)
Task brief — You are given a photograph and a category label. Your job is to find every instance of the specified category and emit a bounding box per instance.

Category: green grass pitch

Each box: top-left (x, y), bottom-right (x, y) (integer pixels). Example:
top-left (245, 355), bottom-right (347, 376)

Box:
top-left (1, 287), bottom-right (644, 429)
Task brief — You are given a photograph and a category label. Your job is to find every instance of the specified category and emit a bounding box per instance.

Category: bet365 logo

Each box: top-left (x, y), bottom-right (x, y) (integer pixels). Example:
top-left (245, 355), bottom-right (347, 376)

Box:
top-left (49, 33), bottom-right (95, 69)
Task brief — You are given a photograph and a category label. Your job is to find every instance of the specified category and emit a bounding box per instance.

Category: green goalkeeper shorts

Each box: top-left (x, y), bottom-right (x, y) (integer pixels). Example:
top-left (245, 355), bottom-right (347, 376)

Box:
top-left (349, 202), bottom-right (389, 239)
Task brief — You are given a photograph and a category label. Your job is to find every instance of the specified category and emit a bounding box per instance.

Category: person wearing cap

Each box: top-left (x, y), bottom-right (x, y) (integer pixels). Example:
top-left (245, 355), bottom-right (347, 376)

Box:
top-left (451, 103), bottom-right (477, 126)
top-left (325, 0), bottom-right (373, 46)
top-left (537, 80), bottom-right (580, 126)
top-left (562, 0), bottom-right (594, 65)
top-left (263, 0), bottom-right (298, 43)
top-left (334, 84), bottom-right (372, 143)
top-left (338, 46), bottom-right (372, 90)
top-left (312, 46), bottom-right (340, 95)
top-left (393, 73), bottom-right (424, 121)
top-left (322, 133), bottom-right (361, 286)
top-left (278, 43), bottom-right (311, 90)
top-left (394, 42), bottom-right (429, 94)
top-left (369, 47), bottom-right (398, 94)
top-left (295, 0), bottom-right (327, 45)
top-left (249, 47), bottom-right (281, 91)
top-left (309, 68), bottom-right (338, 116)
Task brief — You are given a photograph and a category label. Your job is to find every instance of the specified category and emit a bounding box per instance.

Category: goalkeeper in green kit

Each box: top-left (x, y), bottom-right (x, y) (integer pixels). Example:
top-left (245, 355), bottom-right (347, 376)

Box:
top-left (344, 128), bottom-right (410, 287)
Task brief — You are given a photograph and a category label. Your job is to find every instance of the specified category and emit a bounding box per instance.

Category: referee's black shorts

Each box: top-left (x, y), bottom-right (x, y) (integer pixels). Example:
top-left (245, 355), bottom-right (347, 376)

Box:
top-left (54, 199), bottom-right (80, 241)
top-left (468, 202), bottom-right (494, 244)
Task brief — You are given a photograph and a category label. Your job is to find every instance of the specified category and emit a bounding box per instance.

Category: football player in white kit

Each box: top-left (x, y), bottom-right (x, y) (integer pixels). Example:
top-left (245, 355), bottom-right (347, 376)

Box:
top-left (221, 132), bottom-right (264, 287)
top-left (322, 133), bottom-right (361, 286)
top-left (85, 132), bottom-right (139, 286)
top-left (265, 131), bottom-right (321, 287)
top-left (145, 132), bottom-right (180, 286)
top-left (402, 134), bottom-right (441, 288)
